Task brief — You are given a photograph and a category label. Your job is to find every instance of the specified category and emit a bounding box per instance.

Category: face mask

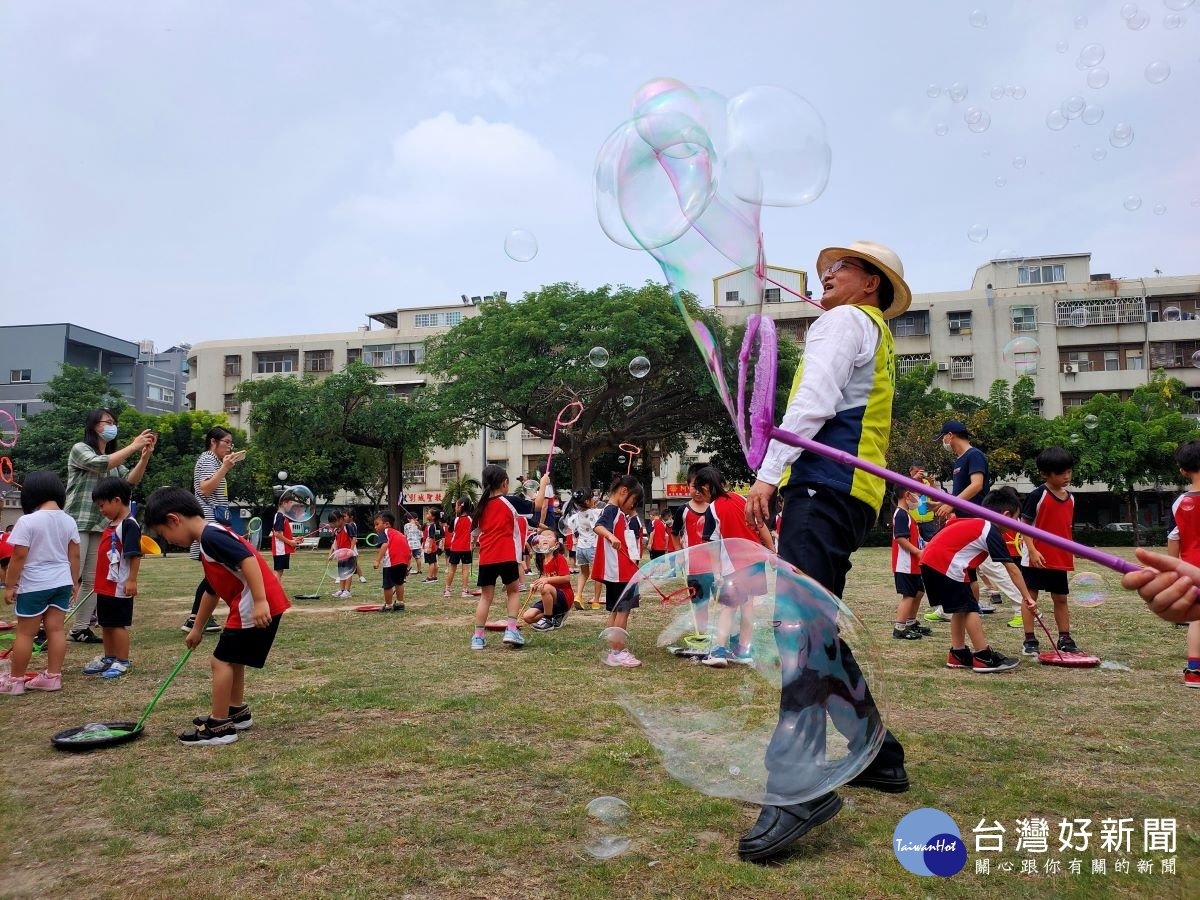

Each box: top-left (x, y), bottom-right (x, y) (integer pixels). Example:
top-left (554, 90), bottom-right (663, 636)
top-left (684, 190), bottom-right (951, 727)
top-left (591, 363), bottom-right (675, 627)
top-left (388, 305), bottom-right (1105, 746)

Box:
top-left (942, 439), bottom-right (953, 453)
top-left (100, 424), bottom-right (118, 442)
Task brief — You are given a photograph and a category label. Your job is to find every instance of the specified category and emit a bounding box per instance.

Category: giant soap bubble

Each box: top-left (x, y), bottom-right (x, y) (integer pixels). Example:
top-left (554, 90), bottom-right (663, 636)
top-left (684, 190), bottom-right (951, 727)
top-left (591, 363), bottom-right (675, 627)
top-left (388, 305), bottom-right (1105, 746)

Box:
top-left (615, 539), bottom-right (886, 806)
top-left (278, 484), bottom-right (316, 523)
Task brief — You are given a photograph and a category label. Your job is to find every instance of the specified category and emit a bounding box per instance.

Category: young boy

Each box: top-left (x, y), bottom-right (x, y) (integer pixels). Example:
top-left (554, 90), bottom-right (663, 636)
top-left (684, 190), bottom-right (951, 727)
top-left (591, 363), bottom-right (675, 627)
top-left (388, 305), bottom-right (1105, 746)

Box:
top-left (1167, 440), bottom-right (1200, 687)
top-left (919, 487), bottom-right (1033, 673)
top-left (890, 487), bottom-right (931, 642)
top-left (270, 498), bottom-right (300, 589)
top-left (82, 477), bottom-right (143, 678)
top-left (1018, 447), bottom-right (1082, 656)
top-left (372, 511), bottom-right (411, 611)
top-left (594, 476), bottom-right (645, 667)
top-left (145, 487), bottom-right (290, 745)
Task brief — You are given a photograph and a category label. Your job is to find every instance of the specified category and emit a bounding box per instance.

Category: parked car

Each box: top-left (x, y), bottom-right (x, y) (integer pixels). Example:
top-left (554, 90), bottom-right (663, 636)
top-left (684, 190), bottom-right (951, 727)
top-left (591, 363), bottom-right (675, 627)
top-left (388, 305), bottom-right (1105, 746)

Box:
top-left (1103, 523), bottom-right (1135, 532)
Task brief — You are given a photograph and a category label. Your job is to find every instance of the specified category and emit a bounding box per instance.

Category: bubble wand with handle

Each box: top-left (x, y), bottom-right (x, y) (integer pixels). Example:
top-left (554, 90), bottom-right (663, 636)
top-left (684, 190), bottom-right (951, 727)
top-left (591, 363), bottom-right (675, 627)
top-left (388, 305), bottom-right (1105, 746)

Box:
top-left (547, 401), bottom-right (585, 474)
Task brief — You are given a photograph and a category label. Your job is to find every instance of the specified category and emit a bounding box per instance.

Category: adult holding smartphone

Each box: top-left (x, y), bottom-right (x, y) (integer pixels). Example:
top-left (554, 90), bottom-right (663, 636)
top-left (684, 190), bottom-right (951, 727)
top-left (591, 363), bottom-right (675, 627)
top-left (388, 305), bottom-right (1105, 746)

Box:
top-left (64, 409), bottom-right (155, 643)
top-left (180, 426), bottom-right (245, 633)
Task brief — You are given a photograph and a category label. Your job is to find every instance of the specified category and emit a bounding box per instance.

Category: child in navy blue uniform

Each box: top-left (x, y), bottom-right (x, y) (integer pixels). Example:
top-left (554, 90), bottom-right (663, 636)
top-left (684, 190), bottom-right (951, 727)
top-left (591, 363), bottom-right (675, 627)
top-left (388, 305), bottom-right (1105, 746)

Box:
top-left (890, 487), bottom-right (930, 641)
top-left (82, 477), bottom-right (142, 679)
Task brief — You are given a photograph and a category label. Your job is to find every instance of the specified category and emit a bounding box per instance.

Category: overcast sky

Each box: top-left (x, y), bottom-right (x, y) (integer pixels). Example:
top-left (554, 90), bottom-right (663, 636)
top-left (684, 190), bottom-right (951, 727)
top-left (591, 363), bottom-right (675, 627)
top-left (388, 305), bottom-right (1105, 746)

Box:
top-left (2, 0), bottom-right (1197, 347)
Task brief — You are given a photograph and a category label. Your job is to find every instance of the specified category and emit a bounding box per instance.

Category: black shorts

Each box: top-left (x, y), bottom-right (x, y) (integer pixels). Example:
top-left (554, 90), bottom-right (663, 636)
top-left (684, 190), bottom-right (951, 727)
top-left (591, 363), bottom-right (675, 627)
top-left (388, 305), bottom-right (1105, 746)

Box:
top-left (649, 549), bottom-right (665, 560)
top-left (604, 581), bottom-right (640, 613)
top-left (96, 593), bottom-right (133, 628)
top-left (477, 561), bottom-right (520, 588)
top-left (893, 572), bottom-right (925, 597)
top-left (214, 614), bottom-right (283, 669)
top-left (532, 589), bottom-right (570, 616)
top-left (273, 554), bottom-right (290, 572)
top-left (687, 573), bottom-right (716, 604)
top-left (447, 550), bottom-right (473, 565)
top-left (423, 552), bottom-right (440, 565)
top-left (1020, 566), bottom-right (1069, 595)
top-left (383, 564), bottom-right (409, 590)
top-left (921, 566), bottom-right (979, 614)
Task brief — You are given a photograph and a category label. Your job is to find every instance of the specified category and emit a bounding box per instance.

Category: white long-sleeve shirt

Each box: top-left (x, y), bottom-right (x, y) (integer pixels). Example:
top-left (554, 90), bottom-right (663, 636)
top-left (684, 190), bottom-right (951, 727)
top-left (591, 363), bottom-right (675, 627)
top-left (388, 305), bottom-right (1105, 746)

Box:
top-left (755, 304), bottom-right (882, 486)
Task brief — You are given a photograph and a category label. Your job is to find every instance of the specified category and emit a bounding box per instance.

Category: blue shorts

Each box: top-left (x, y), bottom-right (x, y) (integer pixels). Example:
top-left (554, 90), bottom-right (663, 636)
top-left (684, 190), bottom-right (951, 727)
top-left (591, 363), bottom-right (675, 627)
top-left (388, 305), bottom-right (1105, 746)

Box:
top-left (16, 584), bottom-right (72, 618)
top-left (575, 545), bottom-right (596, 565)
top-left (893, 572), bottom-right (925, 597)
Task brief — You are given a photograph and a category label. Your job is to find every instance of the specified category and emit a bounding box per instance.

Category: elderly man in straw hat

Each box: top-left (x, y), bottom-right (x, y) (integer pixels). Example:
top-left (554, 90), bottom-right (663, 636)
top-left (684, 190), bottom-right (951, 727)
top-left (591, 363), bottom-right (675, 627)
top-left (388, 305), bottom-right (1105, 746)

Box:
top-left (742, 240), bottom-right (911, 862)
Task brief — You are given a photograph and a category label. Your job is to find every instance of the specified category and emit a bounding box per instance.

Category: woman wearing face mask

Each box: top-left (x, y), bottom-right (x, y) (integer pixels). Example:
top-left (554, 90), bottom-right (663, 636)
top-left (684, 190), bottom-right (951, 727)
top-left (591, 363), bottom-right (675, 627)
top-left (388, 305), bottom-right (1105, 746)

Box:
top-left (63, 409), bottom-right (156, 643)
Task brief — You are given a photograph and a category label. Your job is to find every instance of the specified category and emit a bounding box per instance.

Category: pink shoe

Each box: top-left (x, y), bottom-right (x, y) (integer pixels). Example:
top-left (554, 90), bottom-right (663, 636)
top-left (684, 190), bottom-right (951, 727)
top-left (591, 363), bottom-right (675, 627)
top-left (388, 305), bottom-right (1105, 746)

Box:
top-left (443, 589), bottom-right (452, 598)
top-left (0, 674), bottom-right (26, 695)
top-left (26, 671), bottom-right (62, 692)
top-left (605, 650), bottom-right (642, 668)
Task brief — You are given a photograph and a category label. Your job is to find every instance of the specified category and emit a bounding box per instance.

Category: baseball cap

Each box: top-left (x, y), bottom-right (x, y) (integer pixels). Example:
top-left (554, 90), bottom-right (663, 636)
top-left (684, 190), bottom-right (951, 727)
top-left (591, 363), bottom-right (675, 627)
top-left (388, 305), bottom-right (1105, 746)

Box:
top-left (939, 420), bottom-right (969, 438)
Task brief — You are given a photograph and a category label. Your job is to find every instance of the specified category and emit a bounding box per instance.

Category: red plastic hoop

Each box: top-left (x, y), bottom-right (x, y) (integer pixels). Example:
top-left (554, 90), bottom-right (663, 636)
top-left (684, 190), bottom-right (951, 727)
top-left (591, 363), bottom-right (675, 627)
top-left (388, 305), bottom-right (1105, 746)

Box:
top-left (0, 409), bottom-right (16, 449)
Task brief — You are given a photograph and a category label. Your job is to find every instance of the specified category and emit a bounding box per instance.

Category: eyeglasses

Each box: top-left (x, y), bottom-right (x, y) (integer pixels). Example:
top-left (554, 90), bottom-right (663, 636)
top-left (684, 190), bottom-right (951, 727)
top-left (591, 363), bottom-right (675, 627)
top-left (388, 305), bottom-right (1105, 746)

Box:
top-left (218, 438), bottom-right (234, 446)
top-left (822, 258), bottom-right (867, 279)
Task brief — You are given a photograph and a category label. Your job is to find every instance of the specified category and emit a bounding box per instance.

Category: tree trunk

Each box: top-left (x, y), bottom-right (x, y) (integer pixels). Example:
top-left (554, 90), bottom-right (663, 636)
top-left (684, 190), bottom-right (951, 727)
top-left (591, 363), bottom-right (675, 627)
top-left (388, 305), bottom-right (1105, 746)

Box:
top-left (387, 449), bottom-right (404, 515)
top-left (1128, 488), bottom-right (1139, 545)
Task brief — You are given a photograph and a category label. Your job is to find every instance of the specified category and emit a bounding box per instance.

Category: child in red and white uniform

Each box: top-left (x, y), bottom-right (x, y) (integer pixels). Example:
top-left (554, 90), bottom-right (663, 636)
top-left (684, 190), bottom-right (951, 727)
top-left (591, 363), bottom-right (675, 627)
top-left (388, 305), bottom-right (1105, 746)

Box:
top-left (443, 498), bottom-right (477, 598)
top-left (422, 509), bottom-right (444, 584)
top-left (920, 487), bottom-right (1032, 674)
top-left (145, 487), bottom-right (290, 745)
top-left (270, 500), bottom-right (299, 589)
top-left (329, 511), bottom-right (357, 599)
top-left (83, 477), bottom-right (143, 679)
top-left (522, 530), bottom-right (575, 632)
top-left (470, 466), bottom-right (526, 651)
top-left (890, 487), bottom-right (930, 642)
top-left (671, 477), bottom-right (717, 637)
top-left (593, 475), bottom-right (645, 667)
top-left (1168, 440), bottom-right (1200, 688)
top-left (647, 508), bottom-right (669, 560)
top-left (371, 511), bottom-right (411, 612)
top-left (1017, 446), bottom-right (1081, 657)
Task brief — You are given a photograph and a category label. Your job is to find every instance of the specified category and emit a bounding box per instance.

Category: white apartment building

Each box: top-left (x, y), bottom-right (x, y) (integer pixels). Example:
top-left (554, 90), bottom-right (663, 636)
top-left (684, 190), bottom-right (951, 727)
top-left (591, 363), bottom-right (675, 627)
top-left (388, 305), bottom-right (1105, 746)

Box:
top-left (185, 253), bottom-right (1200, 509)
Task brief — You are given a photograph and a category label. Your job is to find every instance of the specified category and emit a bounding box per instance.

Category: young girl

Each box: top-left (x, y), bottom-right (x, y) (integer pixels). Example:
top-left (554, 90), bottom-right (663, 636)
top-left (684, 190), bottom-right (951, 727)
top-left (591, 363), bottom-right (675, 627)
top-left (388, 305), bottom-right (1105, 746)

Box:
top-left (404, 514), bottom-right (423, 577)
top-left (1, 471), bottom-right (81, 696)
top-left (672, 470), bottom-right (718, 638)
top-left (563, 490), bottom-right (602, 610)
top-left (470, 465), bottom-right (525, 650)
top-left (329, 511), bottom-right (357, 598)
top-left (444, 498), bottom-right (478, 598)
top-left (687, 467), bottom-right (775, 668)
top-left (422, 509), bottom-right (444, 584)
top-left (593, 475), bottom-right (645, 667)
top-left (523, 530), bottom-right (574, 631)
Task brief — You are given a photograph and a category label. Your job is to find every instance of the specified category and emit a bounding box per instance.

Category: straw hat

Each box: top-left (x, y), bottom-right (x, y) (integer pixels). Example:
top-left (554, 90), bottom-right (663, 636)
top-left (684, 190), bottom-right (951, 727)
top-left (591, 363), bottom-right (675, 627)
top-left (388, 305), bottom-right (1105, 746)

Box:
top-left (815, 240), bottom-right (912, 320)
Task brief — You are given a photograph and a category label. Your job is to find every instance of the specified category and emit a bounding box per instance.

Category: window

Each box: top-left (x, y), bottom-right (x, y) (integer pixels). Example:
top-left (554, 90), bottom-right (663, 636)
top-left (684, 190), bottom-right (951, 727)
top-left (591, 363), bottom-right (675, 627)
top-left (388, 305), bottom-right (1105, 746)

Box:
top-left (1103, 350), bottom-right (1120, 372)
top-left (1066, 351), bottom-right (1093, 372)
top-left (223, 355), bottom-right (241, 377)
top-left (188, 357), bottom-right (198, 378)
top-left (9, 369), bottom-right (31, 383)
top-left (364, 342), bottom-right (425, 367)
top-left (1018, 263), bottom-right (1066, 285)
top-left (389, 383), bottom-right (421, 397)
top-left (1032, 398), bottom-right (1044, 418)
top-left (488, 427), bottom-right (508, 441)
top-left (255, 351), bottom-right (297, 374)
top-left (224, 393), bottom-right (240, 413)
top-left (414, 311), bottom-right (463, 328)
top-left (1126, 349), bottom-right (1144, 371)
top-left (147, 384), bottom-right (175, 404)
top-left (1010, 306), bottom-right (1038, 332)
top-left (346, 348), bottom-right (362, 365)
top-left (947, 311), bottom-right (972, 335)
top-left (1063, 396), bottom-right (1088, 408)
top-left (440, 462), bottom-right (459, 482)
top-left (725, 290), bottom-right (740, 305)
top-left (950, 355), bottom-right (974, 380)
top-left (1057, 297), bottom-right (1145, 326)
top-left (763, 287), bottom-right (781, 303)
top-left (304, 350), bottom-right (334, 373)
top-left (896, 354), bottom-right (932, 376)
top-left (401, 463), bottom-right (427, 484)
top-left (487, 459), bottom-right (508, 469)
top-left (889, 310), bottom-right (929, 337)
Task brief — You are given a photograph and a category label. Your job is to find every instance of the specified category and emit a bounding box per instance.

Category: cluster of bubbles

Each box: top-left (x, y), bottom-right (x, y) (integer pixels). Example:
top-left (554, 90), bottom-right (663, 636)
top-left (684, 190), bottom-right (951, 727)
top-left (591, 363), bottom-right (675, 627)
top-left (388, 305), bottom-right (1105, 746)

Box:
top-left (612, 541), bottom-right (886, 806)
top-left (583, 796), bottom-right (632, 859)
top-left (503, 228), bottom-right (538, 262)
top-left (278, 485), bottom-right (316, 523)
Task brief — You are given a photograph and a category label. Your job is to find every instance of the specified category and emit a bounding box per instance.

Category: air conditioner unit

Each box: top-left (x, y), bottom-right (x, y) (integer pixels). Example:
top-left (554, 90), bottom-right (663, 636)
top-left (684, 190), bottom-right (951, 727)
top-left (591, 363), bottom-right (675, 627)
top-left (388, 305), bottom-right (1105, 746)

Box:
top-left (1191, 390), bottom-right (1200, 401)
top-left (948, 324), bottom-right (961, 335)
top-left (224, 404), bottom-right (241, 413)
top-left (1062, 363), bottom-right (1080, 374)
top-left (936, 362), bottom-right (950, 372)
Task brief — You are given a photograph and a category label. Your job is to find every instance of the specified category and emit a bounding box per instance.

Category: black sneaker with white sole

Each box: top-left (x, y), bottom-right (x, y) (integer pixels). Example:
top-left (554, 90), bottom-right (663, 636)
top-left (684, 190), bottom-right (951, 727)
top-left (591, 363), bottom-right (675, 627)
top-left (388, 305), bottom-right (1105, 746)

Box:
top-left (179, 716), bottom-right (239, 745)
top-left (971, 647), bottom-right (1020, 673)
top-left (180, 617), bottom-right (196, 633)
top-left (69, 627), bottom-right (104, 644)
top-left (1022, 638), bottom-right (1040, 656)
top-left (193, 704), bottom-right (253, 732)
top-left (892, 625), bottom-right (922, 640)
top-left (908, 622), bottom-right (933, 636)
top-left (1056, 635), bottom-right (1080, 653)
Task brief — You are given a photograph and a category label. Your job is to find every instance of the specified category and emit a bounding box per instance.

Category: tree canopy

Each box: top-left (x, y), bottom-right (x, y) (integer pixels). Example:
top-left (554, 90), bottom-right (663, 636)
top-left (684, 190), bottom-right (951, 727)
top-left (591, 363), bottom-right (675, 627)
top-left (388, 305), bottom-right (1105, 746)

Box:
top-left (421, 281), bottom-right (732, 487)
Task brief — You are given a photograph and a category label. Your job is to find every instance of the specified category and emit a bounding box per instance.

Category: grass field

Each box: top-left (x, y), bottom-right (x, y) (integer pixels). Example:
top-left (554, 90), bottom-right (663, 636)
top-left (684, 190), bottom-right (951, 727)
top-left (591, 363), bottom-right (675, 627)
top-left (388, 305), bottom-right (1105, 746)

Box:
top-left (1, 546), bottom-right (1197, 899)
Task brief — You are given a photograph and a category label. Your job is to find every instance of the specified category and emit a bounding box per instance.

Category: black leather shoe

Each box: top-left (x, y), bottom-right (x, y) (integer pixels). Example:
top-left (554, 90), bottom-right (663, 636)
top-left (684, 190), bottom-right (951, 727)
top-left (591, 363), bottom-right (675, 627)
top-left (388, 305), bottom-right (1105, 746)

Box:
top-left (847, 764), bottom-right (909, 793)
top-left (737, 791), bottom-right (842, 862)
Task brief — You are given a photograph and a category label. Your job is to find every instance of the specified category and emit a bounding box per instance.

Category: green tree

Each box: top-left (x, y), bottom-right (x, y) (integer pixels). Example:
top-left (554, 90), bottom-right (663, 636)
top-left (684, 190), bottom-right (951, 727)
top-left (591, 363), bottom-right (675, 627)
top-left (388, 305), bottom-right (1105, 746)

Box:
top-left (441, 475), bottom-right (483, 514)
top-left (886, 364), bottom-right (985, 485)
top-left (422, 281), bottom-right (725, 487)
top-left (1065, 371), bottom-right (1200, 540)
top-left (235, 362), bottom-right (449, 512)
top-left (6, 364), bottom-right (128, 482)
top-left (117, 408), bottom-right (250, 503)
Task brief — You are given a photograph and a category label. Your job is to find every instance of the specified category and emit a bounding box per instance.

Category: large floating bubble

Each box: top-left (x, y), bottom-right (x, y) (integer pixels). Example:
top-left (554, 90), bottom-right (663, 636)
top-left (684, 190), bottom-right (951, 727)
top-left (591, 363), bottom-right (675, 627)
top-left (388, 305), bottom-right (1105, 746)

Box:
top-left (1081, 104), bottom-right (1104, 126)
top-left (1145, 61), bottom-right (1171, 85)
top-left (968, 9), bottom-right (988, 27)
top-left (1124, 195), bottom-right (1143, 211)
top-left (934, 121), bottom-right (950, 136)
top-left (583, 796), bottom-right (632, 860)
top-left (926, 83), bottom-right (941, 98)
top-left (614, 540), bottom-right (886, 806)
top-left (629, 356), bottom-right (651, 379)
top-left (967, 223), bottom-right (989, 243)
top-left (1164, 13), bottom-right (1186, 29)
top-left (948, 82), bottom-right (968, 102)
top-left (1046, 109), bottom-right (1069, 131)
top-left (1086, 67), bottom-right (1110, 89)
top-left (589, 346), bottom-right (610, 368)
top-left (1164, 0), bottom-right (1194, 12)
top-left (1078, 43), bottom-right (1105, 67)
top-left (1125, 9), bottom-right (1150, 29)
top-left (1109, 123), bottom-right (1134, 148)
top-left (504, 229), bottom-right (538, 262)
top-left (1071, 571), bottom-right (1106, 607)
top-left (1061, 96), bottom-right (1086, 120)
top-left (1003, 337), bottom-right (1040, 374)
top-left (725, 85), bottom-right (831, 207)
top-left (278, 485), bottom-right (316, 523)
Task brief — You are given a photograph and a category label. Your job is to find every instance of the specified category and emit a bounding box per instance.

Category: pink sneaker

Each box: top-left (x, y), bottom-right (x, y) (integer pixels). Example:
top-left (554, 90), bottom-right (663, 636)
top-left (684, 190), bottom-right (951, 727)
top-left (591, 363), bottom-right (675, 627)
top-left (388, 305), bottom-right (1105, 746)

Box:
top-left (443, 589), bottom-right (452, 598)
top-left (0, 673), bottom-right (26, 695)
top-left (605, 650), bottom-right (642, 668)
top-left (26, 671), bottom-right (62, 692)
